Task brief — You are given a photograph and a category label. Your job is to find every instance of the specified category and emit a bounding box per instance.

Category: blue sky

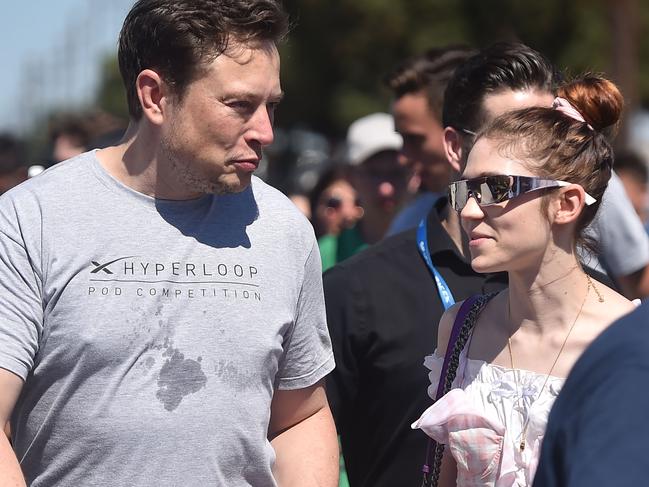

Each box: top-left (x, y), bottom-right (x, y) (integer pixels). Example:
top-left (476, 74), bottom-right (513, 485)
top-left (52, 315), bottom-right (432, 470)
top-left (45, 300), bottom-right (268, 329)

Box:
top-left (1, 0), bottom-right (134, 133)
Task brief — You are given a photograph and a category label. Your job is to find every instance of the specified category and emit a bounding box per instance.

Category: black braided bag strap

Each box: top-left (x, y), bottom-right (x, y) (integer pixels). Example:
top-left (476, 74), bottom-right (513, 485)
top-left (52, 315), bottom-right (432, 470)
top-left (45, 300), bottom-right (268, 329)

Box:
top-left (422, 292), bottom-right (497, 487)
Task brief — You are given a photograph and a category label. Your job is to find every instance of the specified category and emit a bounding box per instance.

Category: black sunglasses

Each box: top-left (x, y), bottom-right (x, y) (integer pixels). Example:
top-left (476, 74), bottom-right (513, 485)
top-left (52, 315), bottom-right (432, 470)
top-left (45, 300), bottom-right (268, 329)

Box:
top-left (448, 175), bottom-right (596, 212)
top-left (325, 196), bottom-right (362, 209)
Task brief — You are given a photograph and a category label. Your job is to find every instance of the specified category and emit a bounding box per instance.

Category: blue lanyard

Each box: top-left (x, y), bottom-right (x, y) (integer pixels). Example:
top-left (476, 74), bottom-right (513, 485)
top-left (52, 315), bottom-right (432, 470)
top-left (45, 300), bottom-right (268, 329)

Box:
top-left (417, 218), bottom-right (456, 310)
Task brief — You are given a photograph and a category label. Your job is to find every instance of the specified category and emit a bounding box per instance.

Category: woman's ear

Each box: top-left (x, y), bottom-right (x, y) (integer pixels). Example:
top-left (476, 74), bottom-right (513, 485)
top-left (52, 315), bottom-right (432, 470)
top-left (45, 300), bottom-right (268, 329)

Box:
top-left (553, 184), bottom-right (587, 224)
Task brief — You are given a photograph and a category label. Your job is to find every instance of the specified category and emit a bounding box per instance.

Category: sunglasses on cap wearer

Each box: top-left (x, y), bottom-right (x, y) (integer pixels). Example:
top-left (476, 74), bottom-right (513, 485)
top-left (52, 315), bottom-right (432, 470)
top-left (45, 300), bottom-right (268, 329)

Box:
top-left (325, 196), bottom-right (362, 209)
top-left (448, 175), bottom-right (597, 212)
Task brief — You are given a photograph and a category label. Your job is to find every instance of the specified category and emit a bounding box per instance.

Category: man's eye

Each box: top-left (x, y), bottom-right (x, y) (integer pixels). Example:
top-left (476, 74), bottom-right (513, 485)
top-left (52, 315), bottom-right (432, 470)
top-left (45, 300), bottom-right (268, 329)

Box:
top-left (228, 101), bottom-right (254, 111)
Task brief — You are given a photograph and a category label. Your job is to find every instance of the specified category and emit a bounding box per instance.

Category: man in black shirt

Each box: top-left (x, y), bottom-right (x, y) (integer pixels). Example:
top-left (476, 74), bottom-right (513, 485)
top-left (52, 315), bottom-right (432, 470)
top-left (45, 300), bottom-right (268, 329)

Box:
top-left (324, 43), bottom-right (566, 487)
top-left (325, 197), bottom-right (506, 487)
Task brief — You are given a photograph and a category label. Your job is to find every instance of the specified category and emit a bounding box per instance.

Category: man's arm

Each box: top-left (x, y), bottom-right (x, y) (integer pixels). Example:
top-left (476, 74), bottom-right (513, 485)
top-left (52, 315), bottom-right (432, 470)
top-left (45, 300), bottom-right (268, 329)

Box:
top-left (269, 380), bottom-right (339, 487)
top-left (0, 368), bottom-right (25, 487)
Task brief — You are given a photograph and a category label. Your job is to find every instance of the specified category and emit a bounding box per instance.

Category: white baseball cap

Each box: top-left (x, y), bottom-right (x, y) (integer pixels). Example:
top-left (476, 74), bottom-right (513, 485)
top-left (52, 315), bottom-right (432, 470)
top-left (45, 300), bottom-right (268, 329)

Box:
top-left (346, 112), bottom-right (403, 166)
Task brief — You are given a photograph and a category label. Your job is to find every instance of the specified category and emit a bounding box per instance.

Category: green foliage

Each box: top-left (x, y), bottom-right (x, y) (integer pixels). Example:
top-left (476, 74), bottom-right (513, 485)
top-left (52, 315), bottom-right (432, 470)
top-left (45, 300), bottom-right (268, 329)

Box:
top-left (95, 54), bottom-right (129, 121)
top-left (87, 0), bottom-right (649, 137)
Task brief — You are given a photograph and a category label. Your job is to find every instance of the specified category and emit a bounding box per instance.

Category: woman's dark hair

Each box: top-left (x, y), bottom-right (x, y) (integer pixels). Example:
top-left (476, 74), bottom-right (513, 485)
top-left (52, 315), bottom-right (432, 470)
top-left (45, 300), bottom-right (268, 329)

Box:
top-left (118, 0), bottom-right (289, 120)
top-left (480, 74), bottom-right (623, 252)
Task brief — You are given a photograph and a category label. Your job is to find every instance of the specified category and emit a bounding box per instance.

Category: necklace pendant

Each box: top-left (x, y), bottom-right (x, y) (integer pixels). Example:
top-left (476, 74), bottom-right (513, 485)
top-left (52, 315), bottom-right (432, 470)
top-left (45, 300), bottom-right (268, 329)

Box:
top-left (519, 439), bottom-right (526, 452)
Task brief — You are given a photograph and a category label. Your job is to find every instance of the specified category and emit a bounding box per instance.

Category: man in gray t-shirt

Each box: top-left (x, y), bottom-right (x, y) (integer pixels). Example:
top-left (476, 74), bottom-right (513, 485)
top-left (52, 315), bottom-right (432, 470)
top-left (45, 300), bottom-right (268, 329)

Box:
top-left (0, 2), bottom-right (337, 486)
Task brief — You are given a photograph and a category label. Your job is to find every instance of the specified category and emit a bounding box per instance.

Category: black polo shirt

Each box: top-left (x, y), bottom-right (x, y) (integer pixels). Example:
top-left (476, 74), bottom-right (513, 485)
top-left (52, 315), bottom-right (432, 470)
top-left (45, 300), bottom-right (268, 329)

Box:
top-left (324, 197), bottom-right (507, 487)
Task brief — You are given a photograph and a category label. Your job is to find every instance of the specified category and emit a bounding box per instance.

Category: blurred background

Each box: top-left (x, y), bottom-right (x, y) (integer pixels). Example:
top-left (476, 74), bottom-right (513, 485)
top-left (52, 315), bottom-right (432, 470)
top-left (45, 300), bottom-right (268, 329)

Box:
top-left (2, 0), bottom-right (649, 212)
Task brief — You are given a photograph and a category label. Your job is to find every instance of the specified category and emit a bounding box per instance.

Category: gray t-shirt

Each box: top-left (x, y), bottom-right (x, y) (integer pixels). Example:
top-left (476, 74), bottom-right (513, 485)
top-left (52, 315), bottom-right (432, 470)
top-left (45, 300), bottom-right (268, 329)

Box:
top-left (0, 151), bottom-right (334, 486)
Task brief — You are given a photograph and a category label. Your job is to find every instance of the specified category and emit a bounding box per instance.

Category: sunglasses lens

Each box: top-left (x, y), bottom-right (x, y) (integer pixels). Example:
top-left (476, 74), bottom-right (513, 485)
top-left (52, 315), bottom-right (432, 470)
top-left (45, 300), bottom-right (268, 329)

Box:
top-left (449, 181), bottom-right (468, 211)
top-left (482, 176), bottom-right (512, 204)
top-left (449, 176), bottom-right (514, 210)
top-left (326, 197), bottom-right (342, 209)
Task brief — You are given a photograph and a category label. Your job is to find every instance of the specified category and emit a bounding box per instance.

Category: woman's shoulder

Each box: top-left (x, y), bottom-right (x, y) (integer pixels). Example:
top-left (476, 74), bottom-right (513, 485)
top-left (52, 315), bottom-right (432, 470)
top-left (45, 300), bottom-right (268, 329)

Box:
top-left (437, 292), bottom-right (502, 356)
top-left (582, 278), bottom-right (637, 338)
top-left (436, 301), bottom-right (464, 357)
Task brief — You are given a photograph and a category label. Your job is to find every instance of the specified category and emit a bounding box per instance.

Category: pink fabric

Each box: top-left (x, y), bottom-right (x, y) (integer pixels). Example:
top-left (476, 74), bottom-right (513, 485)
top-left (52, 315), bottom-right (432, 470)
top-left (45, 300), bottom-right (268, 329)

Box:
top-left (414, 351), bottom-right (563, 486)
top-left (552, 97), bottom-right (594, 130)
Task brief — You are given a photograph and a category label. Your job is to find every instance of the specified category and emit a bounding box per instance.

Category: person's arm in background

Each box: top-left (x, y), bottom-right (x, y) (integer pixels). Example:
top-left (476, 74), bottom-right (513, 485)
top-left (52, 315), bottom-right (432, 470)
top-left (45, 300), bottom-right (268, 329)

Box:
top-left (269, 381), bottom-right (339, 487)
top-left (0, 369), bottom-right (25, 487)
top-left (591, 172), bottom-right (649, 299)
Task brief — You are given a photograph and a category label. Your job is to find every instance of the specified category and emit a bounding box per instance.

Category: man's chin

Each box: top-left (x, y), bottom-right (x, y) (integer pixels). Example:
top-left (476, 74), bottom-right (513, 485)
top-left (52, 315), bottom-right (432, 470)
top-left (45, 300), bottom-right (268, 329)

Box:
top-left (209, 174), bottom-right (252, 195)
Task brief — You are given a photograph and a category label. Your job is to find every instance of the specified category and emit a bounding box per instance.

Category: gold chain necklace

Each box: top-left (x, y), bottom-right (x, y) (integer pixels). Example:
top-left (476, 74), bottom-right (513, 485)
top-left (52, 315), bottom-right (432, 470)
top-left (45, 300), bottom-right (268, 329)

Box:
top-left (506, 276), bottom-right (595, 452)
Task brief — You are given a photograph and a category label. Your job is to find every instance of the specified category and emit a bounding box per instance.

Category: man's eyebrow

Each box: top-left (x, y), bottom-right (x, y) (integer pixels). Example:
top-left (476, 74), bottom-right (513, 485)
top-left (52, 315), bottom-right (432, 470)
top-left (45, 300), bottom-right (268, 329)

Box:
top-left (222, 90), bottom-right (284, 102)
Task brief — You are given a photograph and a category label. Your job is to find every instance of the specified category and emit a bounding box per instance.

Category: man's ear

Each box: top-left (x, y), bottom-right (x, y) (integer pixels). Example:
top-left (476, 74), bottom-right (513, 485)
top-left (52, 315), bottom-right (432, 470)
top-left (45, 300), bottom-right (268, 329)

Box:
top-left (553, 185), bottom-right (588, 225)
top-left (443, 127), bottom-right (462, 173)
top-left (136, 69), bottom-right (169, 126)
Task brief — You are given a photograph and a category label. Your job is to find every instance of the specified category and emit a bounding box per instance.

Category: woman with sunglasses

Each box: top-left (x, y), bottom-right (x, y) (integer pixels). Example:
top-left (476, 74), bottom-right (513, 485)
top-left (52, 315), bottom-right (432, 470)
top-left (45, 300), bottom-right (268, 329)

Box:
top-left (413, 74), bottom-right (637, 487)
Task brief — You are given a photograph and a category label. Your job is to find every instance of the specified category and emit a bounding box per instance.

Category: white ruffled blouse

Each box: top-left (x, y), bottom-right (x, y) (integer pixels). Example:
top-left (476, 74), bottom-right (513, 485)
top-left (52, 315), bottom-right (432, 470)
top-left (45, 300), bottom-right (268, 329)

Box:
top-left (412, 345), bottom-right (564, 487)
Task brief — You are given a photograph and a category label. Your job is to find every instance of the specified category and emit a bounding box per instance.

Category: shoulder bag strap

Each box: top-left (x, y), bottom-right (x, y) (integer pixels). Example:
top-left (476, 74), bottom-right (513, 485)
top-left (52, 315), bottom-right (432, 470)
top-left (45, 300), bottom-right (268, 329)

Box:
top-left (421, 293), bottom-right (497, 487)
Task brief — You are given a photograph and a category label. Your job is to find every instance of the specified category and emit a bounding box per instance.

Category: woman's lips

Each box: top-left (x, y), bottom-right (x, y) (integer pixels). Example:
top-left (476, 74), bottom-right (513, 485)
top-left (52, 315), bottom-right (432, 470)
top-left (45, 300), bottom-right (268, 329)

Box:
top-left (469, 233), bottom-right (493, 247)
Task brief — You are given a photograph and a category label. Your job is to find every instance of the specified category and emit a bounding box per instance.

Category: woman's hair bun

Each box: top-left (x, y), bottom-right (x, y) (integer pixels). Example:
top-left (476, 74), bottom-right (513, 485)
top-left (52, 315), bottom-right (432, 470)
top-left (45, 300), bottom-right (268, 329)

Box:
top-left (557, 74), bottom-right (623, 132)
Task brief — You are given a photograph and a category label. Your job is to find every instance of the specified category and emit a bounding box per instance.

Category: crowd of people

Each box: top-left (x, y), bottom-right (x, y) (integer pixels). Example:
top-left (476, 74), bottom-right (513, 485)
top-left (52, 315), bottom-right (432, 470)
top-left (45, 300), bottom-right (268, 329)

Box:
top-left (1, 1), bottom-right (649, 487)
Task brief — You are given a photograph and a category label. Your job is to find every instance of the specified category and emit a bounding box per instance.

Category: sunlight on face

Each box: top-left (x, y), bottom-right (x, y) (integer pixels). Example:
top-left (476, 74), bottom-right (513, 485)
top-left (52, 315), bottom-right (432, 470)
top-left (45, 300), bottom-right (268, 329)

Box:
top-left (160, 39), bottom-right (282, 197)
top-left (461, 137), bottom-right (552, 274)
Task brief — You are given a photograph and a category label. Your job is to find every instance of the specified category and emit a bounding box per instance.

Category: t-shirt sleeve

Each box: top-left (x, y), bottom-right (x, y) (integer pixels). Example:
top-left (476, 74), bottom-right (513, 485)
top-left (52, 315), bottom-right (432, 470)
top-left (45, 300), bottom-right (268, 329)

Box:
top-left (275, 237), bottom-right (334, 390)
top-left (588, 172), bottom-right (649, 276)
top-left (0, 198), bottom-right (43, 380)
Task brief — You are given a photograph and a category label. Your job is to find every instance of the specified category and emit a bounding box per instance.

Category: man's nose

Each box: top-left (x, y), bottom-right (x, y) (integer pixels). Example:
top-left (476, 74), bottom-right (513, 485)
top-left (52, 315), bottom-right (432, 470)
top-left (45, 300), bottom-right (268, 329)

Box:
top-left (247, 106), bottom-right (275, 147)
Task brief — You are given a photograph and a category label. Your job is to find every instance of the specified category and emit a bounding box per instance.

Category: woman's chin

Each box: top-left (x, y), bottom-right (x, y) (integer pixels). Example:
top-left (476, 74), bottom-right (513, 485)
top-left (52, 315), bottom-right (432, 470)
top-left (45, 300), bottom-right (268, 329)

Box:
top-left (470, 257), bottom-right (505, 275)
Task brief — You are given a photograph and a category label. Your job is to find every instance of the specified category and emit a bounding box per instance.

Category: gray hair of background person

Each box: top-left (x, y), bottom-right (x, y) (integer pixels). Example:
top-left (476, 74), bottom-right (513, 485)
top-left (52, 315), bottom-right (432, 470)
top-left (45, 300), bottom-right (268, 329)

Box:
top-left (118, 0), bottom-right (289, 121)
top-left (443, 42), bottom-right (559, 134)
top-left (384, 46), bottom-right (477, 118)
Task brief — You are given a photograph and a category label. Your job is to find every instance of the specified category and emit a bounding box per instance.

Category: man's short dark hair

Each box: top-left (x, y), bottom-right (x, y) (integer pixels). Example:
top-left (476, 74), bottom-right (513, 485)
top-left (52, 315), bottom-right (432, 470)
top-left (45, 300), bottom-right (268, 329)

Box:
top-left (118, 0), bottom-right (289, 120)
top-left (48, 114), bottom-right (90, 147)
top-left (0, 133), bottom-right (26, 175)
top-left (443, 42), bottom-right (559, 132)
top-left (384, 46), bottom-right (476, 120)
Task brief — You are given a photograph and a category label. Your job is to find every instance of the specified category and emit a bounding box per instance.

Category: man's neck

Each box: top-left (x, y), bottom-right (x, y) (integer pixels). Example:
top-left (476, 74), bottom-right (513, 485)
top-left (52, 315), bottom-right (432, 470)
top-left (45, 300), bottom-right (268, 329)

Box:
top-left (96, 122), bottom-right (200, 200)
top-left (439, 203), bottom-right (468, 258)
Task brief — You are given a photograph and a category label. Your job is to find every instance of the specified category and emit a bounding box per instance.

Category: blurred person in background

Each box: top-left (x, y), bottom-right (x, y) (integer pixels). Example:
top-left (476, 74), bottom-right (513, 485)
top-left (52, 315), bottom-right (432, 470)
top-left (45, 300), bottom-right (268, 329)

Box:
top-left (0, 1), bottom-right (338, 486)
top-left (310, 166), bottom-right (365, 271)
top-left (614, 150), bottom-right (649, 224)
top-left (48, 113), bottom-right (91, 164)
top-left (385, 47), bottom-right (476, 236)
top-left (288, 192), bottom-right (312, 220)
top-left (0, 134), bottom-right (28, 195)
top-left (323, 46), bottom-right (495, 487)
top-left (346, 112), bottom-right (409, 244)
